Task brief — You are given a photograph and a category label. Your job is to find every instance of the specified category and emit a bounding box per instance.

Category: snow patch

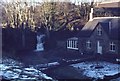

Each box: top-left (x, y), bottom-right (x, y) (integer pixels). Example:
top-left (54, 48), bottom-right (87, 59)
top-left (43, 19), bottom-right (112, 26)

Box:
top-left (47, 62), bottom-right (60, 66)
top-left (71, 61), bottom-right (120, 79)
top-left (3, 70), bottom-right (20, 79)
top-left (1, 58), bottom-right (53, 80)
top-left (41, 73), bottom-right (53, 79)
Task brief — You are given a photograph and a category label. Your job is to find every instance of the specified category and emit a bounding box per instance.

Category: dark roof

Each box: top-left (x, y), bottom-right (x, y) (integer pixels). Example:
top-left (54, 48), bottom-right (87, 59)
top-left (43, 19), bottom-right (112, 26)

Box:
top-left (100, 22), bottom-right (109, 34)
top-left (78, 17), bottom-right (120, 40)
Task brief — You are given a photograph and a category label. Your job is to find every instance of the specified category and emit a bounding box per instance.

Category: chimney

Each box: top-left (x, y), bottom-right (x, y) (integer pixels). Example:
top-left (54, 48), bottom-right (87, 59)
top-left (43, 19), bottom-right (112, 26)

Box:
top-left (89, 1), bottom-right (94, 21)
top-left (89, 8), bottom-right (93, 21)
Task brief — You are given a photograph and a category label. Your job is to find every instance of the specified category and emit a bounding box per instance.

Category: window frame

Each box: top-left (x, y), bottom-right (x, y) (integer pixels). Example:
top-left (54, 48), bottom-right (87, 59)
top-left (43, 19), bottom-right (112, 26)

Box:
top-left (86, 40), bottom-right (91, 49)
top-left (110, 42), bottom-right (116, 52)
top-left (67, 40), bottom-right (78, 50)
top-left (97, 27), bottom-right (102, 36)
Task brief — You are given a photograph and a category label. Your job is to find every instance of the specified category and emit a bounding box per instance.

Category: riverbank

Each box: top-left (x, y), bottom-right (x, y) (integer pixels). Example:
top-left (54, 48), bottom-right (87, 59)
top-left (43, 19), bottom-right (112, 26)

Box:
top-left (0, 57), bottom-right (53, 81)
top-left (2, 48), bottom-right (120, 81)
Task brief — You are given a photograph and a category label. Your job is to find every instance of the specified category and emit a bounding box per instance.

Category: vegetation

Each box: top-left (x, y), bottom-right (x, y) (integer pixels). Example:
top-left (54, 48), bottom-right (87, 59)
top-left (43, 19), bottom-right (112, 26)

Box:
top-left (1, 1), bottom-right (90, 30)
top-left (1, 1), bottom-right (117, 52)
top-left (1, 1), bottom-right (90, 52)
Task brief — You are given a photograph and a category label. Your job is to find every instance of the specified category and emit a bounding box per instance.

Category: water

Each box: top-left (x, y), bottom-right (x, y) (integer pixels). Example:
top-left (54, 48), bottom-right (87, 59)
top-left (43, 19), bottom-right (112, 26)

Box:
top-left (1, 58), bottom-right (53, 80)
top-left (36, 34), bottom-right (45, 51)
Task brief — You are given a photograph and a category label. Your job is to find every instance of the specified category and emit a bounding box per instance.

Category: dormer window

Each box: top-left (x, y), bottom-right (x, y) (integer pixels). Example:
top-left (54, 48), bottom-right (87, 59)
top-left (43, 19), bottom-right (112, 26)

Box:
top-left (110, 42), bottom-right (116, 52)
top-left (97, 27), bottom-right (102, 36)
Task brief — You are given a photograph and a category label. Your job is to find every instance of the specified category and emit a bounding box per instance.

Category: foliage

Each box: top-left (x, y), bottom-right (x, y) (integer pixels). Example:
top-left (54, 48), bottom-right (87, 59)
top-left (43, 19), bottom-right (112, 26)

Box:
top-left (1, 1), bottom-right (90, 31)
top-left (1, 1), bottom-right (91, 51)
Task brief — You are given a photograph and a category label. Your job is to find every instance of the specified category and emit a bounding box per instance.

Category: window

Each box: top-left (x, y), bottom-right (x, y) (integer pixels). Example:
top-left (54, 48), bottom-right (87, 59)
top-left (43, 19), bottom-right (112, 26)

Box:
top-left (73, 41), bottom-right (75, 48)
top-left (86, 40), bottom-right (91, 49)
top-left (97, 27), bottom-right (102, 36)
top-left (110, 42), bottom-right (115, 52)
top-left (67, 40), bottom-right (78, 50)
top-left (76, 41), bottom-right (78, 48)
top-left (67, 41), bottom-right (69, 47)
top-left (71, 41), bottom-right (73, 48)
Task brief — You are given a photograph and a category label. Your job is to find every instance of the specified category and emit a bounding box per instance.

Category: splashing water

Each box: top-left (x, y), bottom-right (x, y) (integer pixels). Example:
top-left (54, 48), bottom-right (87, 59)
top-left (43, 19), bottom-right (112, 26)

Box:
top-left (36, 34), bottom-right (45, 51)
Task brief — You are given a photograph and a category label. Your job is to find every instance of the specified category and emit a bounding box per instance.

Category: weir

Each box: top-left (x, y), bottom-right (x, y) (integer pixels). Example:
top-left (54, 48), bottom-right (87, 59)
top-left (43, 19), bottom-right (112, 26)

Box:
top-left (36, 34), bottom-right (45, 51)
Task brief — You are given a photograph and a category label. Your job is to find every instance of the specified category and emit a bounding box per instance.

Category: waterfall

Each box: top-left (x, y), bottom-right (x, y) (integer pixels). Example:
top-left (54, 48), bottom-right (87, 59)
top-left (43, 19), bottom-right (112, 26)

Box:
top-left (35, 34), bottom-right (45, 51)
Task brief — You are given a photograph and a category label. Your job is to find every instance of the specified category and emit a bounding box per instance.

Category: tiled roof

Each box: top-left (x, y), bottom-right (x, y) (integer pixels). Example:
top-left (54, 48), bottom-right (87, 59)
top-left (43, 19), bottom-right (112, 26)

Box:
top-left (78, 17), bottom-right (120, 40)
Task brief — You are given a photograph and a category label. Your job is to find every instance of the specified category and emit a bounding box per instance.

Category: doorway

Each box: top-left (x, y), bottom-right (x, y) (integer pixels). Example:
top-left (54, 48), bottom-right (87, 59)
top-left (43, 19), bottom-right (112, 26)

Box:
top-left (97, 41), bottom-right (102, 54)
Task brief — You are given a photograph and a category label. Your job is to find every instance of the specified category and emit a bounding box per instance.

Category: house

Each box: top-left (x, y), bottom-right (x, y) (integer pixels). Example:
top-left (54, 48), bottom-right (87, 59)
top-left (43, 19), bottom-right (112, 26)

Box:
top-left (66, 1), bottom-right (120, 55)
top-left (78, 17), bottom-right (120, 55)
top-left (95, 0), bottom-right (120, 16)
top-left (95, 0), bottom-right (120, 8)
